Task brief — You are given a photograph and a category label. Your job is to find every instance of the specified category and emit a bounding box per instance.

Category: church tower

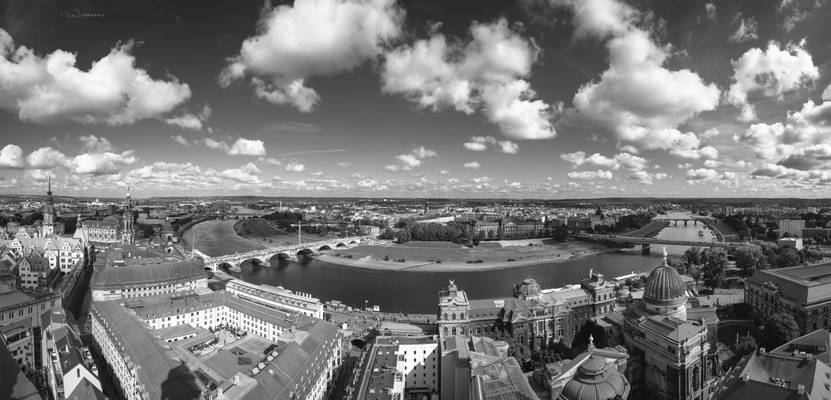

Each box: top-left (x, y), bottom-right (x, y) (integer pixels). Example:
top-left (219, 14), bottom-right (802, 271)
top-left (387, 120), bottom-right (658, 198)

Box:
top-left (42, 177), bottom-right (56, 237)
top-left (121, 187), bottom-right (135, 246)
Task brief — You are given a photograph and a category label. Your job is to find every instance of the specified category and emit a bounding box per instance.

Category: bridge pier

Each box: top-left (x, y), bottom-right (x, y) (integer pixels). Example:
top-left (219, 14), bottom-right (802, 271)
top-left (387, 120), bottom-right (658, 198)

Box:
top-left (642, 243), bottom-right (651, 256)
top-left (684, 220), bottom-right (688, 226)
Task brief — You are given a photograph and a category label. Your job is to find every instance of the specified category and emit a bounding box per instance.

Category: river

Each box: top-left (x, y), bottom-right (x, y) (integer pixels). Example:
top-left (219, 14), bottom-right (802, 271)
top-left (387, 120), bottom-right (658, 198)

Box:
top-left (184, 211), bottom-right (713, 314)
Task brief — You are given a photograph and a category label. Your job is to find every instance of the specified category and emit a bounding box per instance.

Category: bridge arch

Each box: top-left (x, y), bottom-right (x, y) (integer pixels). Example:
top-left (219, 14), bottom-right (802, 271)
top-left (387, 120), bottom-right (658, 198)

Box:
top-left (349, 240), bottom-right (358, 245)
top-left (297, 248), bottom-right (315, 256)
top-left (275, 252), bottom-right (292, 260)
top-left (318, 245), bottom-right (332, 251)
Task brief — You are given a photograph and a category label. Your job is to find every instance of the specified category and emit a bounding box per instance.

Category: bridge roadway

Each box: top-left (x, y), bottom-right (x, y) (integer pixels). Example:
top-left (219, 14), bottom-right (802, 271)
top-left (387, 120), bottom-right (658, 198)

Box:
top-left (572, 233), bottom-right (747, 249)
top-left (200, 236), bottom-right (375, 271)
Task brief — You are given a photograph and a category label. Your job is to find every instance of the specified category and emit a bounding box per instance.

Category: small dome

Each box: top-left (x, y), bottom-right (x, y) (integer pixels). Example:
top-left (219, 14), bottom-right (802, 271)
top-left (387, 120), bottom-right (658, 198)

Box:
top-left (643, 259), bottom-right (687, 307)
top-left (615, 287), bottom-right (630, 298)
top-left (561, 355), bottom-right (629, 400)
top-left (514, 278), bottom-right (541, 299)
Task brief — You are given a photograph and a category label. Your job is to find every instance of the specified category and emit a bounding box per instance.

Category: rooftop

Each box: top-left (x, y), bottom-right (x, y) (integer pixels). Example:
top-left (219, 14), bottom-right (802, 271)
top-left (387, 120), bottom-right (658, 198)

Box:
top-left (91, 257), bottom-right (206, 290)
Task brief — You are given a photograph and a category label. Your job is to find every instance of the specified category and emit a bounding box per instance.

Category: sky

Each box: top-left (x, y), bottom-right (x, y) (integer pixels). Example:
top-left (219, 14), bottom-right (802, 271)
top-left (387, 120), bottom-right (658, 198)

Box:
top-left (0, 0), bottom-right (830, 199)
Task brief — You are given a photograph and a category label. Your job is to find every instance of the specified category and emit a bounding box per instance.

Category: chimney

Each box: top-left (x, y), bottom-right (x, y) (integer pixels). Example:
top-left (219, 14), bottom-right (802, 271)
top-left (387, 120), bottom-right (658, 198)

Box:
top-left (797, 384), bottom-right (805, 394)
top-left (759, 347), bottom-right (765, 354)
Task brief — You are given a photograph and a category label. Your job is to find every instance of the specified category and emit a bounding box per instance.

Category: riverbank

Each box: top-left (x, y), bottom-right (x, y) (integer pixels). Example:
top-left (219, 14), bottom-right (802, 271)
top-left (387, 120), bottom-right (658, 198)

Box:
top-left (314, 240), bottom-right (614, 272)
top-left (234, 218), bottom-right (342, 246)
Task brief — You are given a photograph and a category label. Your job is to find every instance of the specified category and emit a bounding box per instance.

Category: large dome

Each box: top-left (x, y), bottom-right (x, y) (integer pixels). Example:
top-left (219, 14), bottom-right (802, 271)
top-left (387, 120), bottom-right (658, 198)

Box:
top-left (561, 355), bottom-right (629, 400)
top-left (514, 278), bottom-right (541, 299)
top-left (643, 259), bottom-right (687, 307)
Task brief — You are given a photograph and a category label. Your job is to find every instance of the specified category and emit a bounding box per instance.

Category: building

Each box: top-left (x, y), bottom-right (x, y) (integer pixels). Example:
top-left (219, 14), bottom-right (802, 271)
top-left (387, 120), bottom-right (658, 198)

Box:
top-left (74, 216), bottom-right (121, 244)
top-left (541, 336), bottom-right (630, 400)
top-left (355, 335), bottom-right (439, 399)
top-left (226, 280), bottom-right (324, 319)
top-left (440, 335), bottom-right (539, 400)
top-left (42, 178), bottom-right (57, 238)
top-left (2, 237), bottom-right (85, 272)
top-left (17, 254), bottom-right (54, 290)
top-left (776, 237), bottom-right (804, 250)
top-left (716, 329), bottom-right (831, 399)
top-left (0, 280), bottom-right (62, 381)
top-left (0, 331), bottom-right (43, 400)
top-left (778, 218), bottom-right (806, 238)
top-left (437, 271), bottom-right (616, 347)
top-left (90, 290), bottom-right (343, 400)
top-left (745, 263), bottom-right (831, 335)
top-left (90, 251), bottom-right (209, 301)
top-left (620, 254), bottom-right (716, 400)
top-left (43, 322), bottom-right (105, 400)
top-left (122, 188), bottom-right (135, 246)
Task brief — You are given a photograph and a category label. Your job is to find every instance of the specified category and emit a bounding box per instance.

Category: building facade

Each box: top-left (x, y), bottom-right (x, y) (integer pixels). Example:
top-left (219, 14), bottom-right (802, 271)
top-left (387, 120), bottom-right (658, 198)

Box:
top-left (225, 279), bottom-right (324, 319)
top-left (778, 218), bottom-right (806, 238)
top-left (437, 271), bottom-right (616, 347)
top-left (621, 256), bottom-right (715, 400)
top-left (357, 336), bottom-right (439, 399)
top-left (90, 256), bottom-right (209, 301)
top-left (745, 263), bottom-right (831, 335)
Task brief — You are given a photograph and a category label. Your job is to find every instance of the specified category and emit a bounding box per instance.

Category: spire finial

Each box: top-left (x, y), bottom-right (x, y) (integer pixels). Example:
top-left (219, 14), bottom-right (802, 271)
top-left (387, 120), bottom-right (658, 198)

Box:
top-left (662, 246), bottom-right (668, 264)
top-left (588, 334), bottom-right (595, 351)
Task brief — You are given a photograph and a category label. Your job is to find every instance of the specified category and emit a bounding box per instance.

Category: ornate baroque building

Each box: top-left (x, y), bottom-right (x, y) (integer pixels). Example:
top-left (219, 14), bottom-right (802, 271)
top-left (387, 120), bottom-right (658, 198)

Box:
top-left (121, 187), bottom-right (135, 246)
top-left (437, 270), bottom-right (617, 347)
top-left (42, 178), bottom-right (57, 237)
top-left (621, 254), bottom-right (716, 400)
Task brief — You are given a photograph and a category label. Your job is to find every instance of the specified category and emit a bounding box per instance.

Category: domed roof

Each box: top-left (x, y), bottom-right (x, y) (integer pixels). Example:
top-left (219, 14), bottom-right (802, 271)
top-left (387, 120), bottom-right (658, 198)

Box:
top-left (515, 278), bottom-right (541, 299)
top-left (643, 256), bottom-right (687, 307)
top-left (561, 355), bottom-right (629, 400)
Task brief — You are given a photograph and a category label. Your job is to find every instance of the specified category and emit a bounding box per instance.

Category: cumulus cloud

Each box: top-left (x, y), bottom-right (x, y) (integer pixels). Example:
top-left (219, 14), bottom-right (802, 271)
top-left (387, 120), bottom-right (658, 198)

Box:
top-left (553, 1), bottom-right (720, 156)
top-left (220, 162), bottom-right (262, 184)
top-left (126, 161), bottom-right (264, 191)
top-left (165, 105), bottom-right (212, 131)
top-left (463, 161), bottom-right (481, 169)
top-left (0, 145), bottom-right (24, 169)
top-left (171, 135), bottom-right (190, 146)
top-left (220, 0), bottom-right (404, 112)
top-left (71, 151), bottom-right (137, 175)
top-left (559, 151), bottom-right (647, 170)
top-left (567, 170), bottom-right (613, 180)
top-left (382, 19), bottom-right (556, 139)
top-left (726, 40), bottom-right (819, 121)
top-left (0, 29), bottom-right (190, 125)
top-left (202, 137), bottom-right (266, 156)
top-left (26, 147), bottom-right (71, 170)
top-left (462, 136), bottom-right (519, 153)
top-left (229, 138), bottom-right (266, 156)
top-left (79, 135), bottom-right (114, 153)
top-left (337, 161), bottom-right (351, 167)
top-left (285, 162), bottom-right (305, 172)
top-left (729, 17), bottom-right (758, 43)
top-left (628, 170), bottom-right (667, 184)
top-left (386, 146), bottom-right (437, 171)
top-left (686, 168), bottom-right (720, 181)
top-left (778, 0), bottom-right (827, 31)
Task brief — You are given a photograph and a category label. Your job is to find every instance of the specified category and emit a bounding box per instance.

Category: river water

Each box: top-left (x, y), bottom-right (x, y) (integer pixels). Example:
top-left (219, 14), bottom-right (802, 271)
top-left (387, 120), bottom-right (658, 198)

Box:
top-left (184, 212), bottom-right (714, 314)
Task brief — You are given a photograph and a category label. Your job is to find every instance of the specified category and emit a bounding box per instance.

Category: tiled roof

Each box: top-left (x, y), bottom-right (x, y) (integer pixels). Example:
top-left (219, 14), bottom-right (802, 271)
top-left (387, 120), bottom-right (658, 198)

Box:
top-left (90, 258), bottom-right (206, 289)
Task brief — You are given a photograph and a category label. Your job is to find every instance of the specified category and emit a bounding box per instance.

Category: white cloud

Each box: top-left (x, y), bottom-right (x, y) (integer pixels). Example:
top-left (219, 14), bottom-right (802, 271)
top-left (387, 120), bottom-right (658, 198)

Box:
top-left (778, 0), bottom-right (827, 31)
top-left (220, 162), bottom-right (262, 184)
top-left (686, 168), bottom-right (720, 181)
top-left (337, 161), bottom-right (351, 167)
top-left (165, 105), bottom-right (211, 131)
top-left (568, 170), bottom-right (613, 180)
top-left (463, 161), bottom-right (481, 169)
top-left (823, 84), bottom-right (831, 101)
top-left (382, 19), bottom-right (556, 139)
top-left (701, 127), bottom-right (720, 139)
top-left (203, 137), bottom-right (266, 156)
top-left (262, 158), bottom-right (282, 166)
top-left (0, 144), bottom-right (24, 169)
top-left (463, 136), bottom-right (519, 153)
top-left (704, 159), bottom-right (722, 168)
top-left (220, 0), bottom-right (404, 112)
top-left (729, 17), bottom-right (758, 43)
top-left (357, 178), bottom-right (378, 188)
top-left (79, 135), bottom-right (113, 153)
top-left (552, 0), bottom-right (720, 156)
top-left (439, 169), bottom-right (450, 175)
top-left (0, 29), bottom-right (190, 125)
top-left (229, 138), bottom-right (266, 156)
top-left (628, 170), bottom-right (667, 184)
top-left (171, 135), bottom-right (189, 146)
top-left (26, 147), bottom-right (70, 169)
top-left (559, 151), bottom-right (647, 170)
top-left (71, 151), bottom-right (137, 175)
top-left (387, 146), bottom-right (437, 171)
top-left (285, 162), bottom-right (305, 172)
top-left (705, 3), bottom-right (717, 20)
top-left (726, 40), bottom-right (819, 121)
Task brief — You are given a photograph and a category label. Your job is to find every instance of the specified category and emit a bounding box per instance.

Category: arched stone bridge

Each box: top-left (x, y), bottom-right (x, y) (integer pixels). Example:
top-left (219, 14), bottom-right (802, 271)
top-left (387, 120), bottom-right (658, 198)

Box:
top-left (200, 236), bottom-right (375, 271)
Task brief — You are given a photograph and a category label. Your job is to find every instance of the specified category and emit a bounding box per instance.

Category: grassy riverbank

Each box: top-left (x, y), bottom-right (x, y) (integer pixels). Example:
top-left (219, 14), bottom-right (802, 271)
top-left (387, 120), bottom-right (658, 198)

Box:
top-left (315, 239), bottom-right (613, 272)
top-left (233, 218), bottom-right (341, 246)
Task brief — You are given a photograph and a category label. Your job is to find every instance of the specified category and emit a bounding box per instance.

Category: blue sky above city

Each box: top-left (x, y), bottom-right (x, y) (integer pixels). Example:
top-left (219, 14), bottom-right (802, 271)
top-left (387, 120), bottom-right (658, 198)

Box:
top-left (1, 0), bottom-right (830, 198)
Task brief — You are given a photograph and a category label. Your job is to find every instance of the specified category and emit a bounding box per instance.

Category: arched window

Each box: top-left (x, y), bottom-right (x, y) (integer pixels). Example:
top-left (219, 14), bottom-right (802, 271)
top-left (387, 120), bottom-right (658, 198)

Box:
top-left (460, 327), bottom-right (465, 335)
top-left (460, 313), bottom-right (465, 320)
top-left (452, 313), bottom-right (456, 320)
top-left (443, 313), bottom-right (448, 321)
top-left (443, 327), bottom-right (448, 335)
top-left (692, 365), bottom-right (700, 390)
top-left (452, 327), bottom-right (457, 335)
